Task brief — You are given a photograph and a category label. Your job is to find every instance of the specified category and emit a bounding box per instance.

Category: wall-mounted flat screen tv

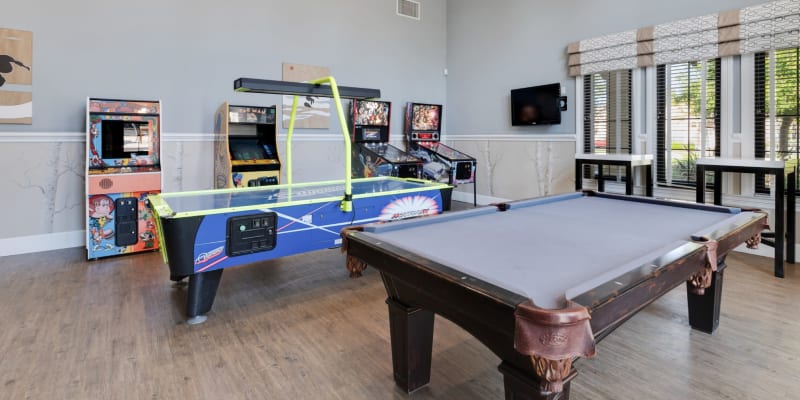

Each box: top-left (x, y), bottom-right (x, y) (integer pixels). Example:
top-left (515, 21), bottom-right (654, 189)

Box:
top-left (510, 83), bottom-right (561, 126)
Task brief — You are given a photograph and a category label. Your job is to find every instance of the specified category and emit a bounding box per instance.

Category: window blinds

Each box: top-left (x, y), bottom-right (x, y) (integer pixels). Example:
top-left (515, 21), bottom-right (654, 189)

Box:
top-left (582, 71), bottom-right (633, 179)
top-left (583, 71), bottom-right (633, 155)
top-left (656, 60), bottom-right (721, 186)
top-left (755, 48), bottom-right (800, 192)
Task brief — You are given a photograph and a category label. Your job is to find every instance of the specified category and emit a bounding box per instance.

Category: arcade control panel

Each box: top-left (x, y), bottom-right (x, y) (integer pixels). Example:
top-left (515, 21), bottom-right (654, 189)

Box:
top-left (248, 176), bottom-right (279, 187)
top-left (226, 212), bottom-right (277, 256)
top-left (409, 131), bottom-right (439, 141)
top-left (115, 197), bottom-right (139, 246)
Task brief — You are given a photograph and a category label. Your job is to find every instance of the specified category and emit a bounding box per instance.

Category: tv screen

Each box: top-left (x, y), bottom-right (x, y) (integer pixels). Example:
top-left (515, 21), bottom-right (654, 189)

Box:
top-left (229, 138), bottom-right (268, 160)
top-left (353, 100), bottom-right (390, 127)
top-left (411, 104), bottom-right (441, 131)
top-left (510, 83), bottom-right (561, 126)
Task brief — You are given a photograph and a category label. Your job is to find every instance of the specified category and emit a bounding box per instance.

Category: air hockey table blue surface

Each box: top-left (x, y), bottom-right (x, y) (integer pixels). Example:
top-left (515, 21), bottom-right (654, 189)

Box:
top-left (148, 176), bottom-right (452, 323)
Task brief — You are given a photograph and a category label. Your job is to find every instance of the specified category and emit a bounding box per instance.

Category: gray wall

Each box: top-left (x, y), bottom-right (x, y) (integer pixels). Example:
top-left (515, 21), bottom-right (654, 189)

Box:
top-left (445, 0), bottom-right (769, 135)
top-left (0, 0), bottom-right (779, 250)
top-left (0, 0), bottom-right (446, 247)
top-left (0, 0), bottom-right (446, 135)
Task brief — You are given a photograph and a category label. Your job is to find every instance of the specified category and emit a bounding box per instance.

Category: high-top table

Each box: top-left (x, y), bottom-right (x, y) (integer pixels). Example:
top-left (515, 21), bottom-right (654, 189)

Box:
top-left (695, 158), bottom-right (795, 278)
top-left (575, 154), bottom-right (654, 196)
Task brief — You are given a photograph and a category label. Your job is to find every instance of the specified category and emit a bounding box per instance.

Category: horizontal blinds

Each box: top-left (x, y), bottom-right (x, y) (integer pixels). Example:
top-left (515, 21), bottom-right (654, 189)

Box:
top-left (657, 60), bottom-right (721, 186)
top-left (583, 77), bottom-right (592, 154)
top-left (608, 70), bottom-right (632, 155)
top-left (656, 65), bottom-right (667, 182)
top-left (583, 71), bottom-right (632, 155)
top-left (592, 73), bottom-right (610, 154)
top-left (755, 48), bottom-right (800, 192)
top-left (582, 71), bottom-right (633, 180)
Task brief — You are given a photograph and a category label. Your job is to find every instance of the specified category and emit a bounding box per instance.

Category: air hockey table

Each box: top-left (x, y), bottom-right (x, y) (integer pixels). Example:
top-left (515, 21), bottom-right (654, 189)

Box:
top-left (149, 176), bottom-right (451, 324)
top-left (341, 191), bottom-right (767, 399)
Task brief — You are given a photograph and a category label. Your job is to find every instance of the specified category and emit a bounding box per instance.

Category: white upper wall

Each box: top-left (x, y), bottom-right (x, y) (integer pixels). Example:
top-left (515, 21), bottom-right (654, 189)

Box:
top-left (445, 0), bottom-right (769, 135)
top-left (0, 0), bottom-right (447, 136)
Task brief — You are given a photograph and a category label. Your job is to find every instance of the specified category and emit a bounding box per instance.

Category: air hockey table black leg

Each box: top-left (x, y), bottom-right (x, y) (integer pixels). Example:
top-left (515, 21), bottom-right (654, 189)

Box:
top-left (186, 269), bottom-right (224, 325)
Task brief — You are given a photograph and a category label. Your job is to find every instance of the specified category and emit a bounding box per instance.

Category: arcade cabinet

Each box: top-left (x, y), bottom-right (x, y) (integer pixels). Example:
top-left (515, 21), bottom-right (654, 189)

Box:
top-left (85, 98), bottom-right (162, 259)
top-left (350, 99), bottom-right (423, 179)
top-left (213, 103), bottom-right (281, 189)
top-left (405, 102), bottom-right (477, 205)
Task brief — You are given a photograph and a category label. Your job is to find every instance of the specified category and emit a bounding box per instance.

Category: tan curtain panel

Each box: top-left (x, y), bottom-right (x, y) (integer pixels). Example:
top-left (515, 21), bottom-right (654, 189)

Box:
top-left (568, 0), bottom-right (800, 77)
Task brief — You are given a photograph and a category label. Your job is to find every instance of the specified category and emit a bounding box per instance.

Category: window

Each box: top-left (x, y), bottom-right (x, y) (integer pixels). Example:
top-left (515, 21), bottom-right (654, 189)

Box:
top-left (582, 70), bottom-right (632, 179)
top-left (656, 59), bottom-right (721, 187)
top-left (755, 48), bottom-right (799, 193)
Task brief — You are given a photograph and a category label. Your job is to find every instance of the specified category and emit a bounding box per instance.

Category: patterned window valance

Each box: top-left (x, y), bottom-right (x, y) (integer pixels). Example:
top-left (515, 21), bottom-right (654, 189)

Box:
top-left (568, 0), bottom-right (800, 76)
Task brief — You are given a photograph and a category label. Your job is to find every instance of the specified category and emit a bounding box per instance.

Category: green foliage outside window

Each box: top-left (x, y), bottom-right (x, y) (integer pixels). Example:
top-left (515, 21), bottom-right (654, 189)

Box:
top-left (666, 60), bottom-right (718, 186)
top-left (767, 49), bottom-right (799, 160)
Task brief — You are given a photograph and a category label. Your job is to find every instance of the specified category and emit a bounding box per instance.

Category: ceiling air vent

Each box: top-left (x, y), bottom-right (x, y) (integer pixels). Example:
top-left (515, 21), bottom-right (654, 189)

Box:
top-left (397, 0), bottom-right (420, 20)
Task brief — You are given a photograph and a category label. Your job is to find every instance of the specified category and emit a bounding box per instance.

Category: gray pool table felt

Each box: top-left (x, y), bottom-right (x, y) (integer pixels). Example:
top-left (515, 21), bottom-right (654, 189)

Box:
top-left (362, 194), bottom-right (748, 309)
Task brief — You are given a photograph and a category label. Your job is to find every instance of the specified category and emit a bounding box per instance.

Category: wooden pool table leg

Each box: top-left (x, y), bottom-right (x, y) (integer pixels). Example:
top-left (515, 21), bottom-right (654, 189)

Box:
top-left (186, 269), bottom-right (224, 325)
top-left (386, 297), bottom-right (434, 393)
top-left (498, 361), bottom-right (574, 400)
top-left (686, 262), bottom-right (726, 334)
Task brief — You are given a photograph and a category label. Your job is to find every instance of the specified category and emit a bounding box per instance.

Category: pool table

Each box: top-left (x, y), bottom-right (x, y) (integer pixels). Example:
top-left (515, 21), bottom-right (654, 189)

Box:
top-left (341, 191), bottom-right (767, 399)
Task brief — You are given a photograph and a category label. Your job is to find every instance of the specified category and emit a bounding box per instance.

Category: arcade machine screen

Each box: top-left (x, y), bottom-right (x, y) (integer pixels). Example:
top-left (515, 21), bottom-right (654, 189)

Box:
top-left (230, 138), bottom-right (269, 161)
top-left (411, 104), bottom-right (441, 132)
top-left (102, 120), bottom-right (151, 159)
top-left (354, 100), bottom-right (390, 127)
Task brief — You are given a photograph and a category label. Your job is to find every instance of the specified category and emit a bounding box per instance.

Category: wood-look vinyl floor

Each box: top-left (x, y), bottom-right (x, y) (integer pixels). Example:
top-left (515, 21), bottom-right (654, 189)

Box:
top-left (0, 244), bottom-right (797, 399)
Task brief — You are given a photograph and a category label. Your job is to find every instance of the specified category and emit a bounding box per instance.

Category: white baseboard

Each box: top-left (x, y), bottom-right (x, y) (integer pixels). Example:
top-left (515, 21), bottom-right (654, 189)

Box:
top-left (0, 230), bottom-right (84, 257)
top-left (0, 131), bottom-right (365, 143)
top-left (445, 133), bottom-right (577, 142)
top-left (451, 190), bottom-right (509, 205)
top-left (0, 132), bottom-right (85, 143)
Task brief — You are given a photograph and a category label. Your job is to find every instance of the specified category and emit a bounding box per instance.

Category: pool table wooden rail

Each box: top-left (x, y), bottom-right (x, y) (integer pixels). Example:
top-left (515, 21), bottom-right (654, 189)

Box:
top-left (341, 192), bottom-right (768, 399)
